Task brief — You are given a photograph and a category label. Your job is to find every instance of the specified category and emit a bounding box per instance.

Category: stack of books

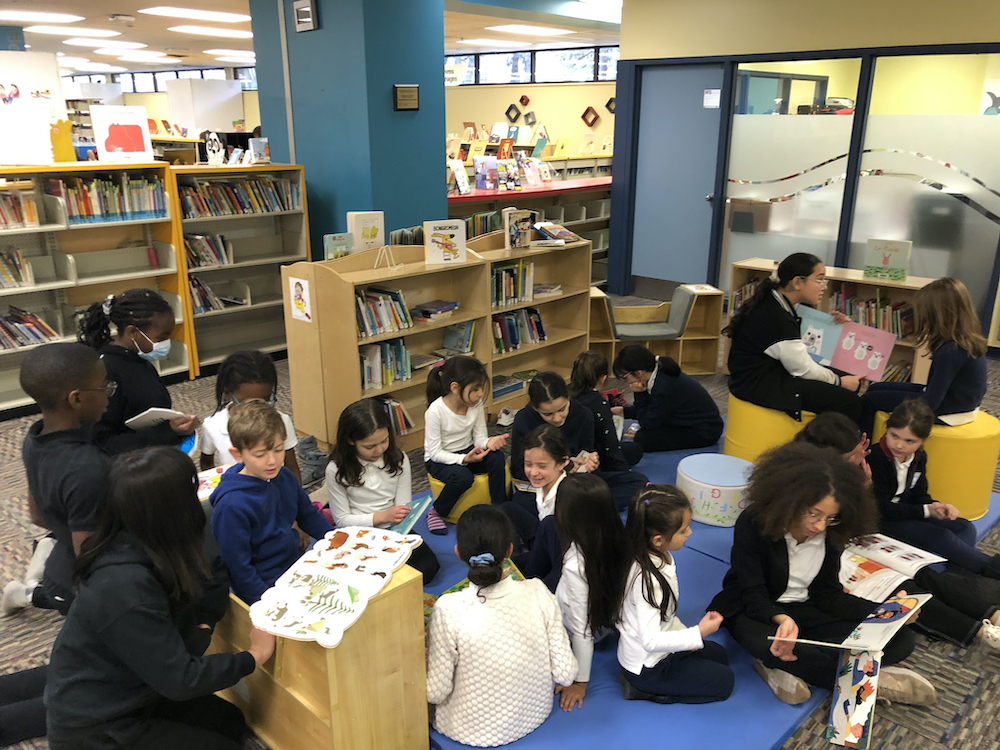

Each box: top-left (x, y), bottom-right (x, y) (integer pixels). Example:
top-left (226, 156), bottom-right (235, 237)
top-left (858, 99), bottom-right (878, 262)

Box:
top-left (492, 261), bottom-right (534, 308)
top-left (491, 308), bottom-right (546, 354)
top-left (0, 184), bottom-right (39, 229)
top-left (46, 174), bottom-right (167, 224)
top-left (375, 396), bottom-right (415, 436)
top-left (491, 374), bottom-right (525, 399)
top-left (880, 362), bottom-right (912, 383)
top-left (188, 278), bottom-right (247, 314)
top-left (410, 299), bottom-right (459, 323)
top-left (179, 175), bottom-right (300, 219)
top-left (0, 250), bottom-right (34, 288)
top-left (0, 306), bottom-right (59, 349)
top-left (356, 287), bottom-right (414, 338)
top-left (359, 338), bottom-right (412, 391)
top-left (183, 234), bottom-right (232, 267)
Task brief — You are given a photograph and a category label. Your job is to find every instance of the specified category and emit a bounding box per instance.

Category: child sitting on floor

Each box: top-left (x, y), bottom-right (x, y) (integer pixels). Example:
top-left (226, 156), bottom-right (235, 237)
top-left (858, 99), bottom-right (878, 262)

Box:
top-left (210, 400), bottom-right (334, 603)
top-left (426, 505), bottom-right (576, 746)
top-left (568, 350), bottom-right (643, 467)
top-left (618, 484), bottom-right (734, 704)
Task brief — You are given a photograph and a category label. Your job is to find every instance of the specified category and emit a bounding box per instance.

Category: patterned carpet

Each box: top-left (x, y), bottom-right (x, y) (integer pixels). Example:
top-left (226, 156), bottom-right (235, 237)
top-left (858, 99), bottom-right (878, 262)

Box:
top-left (2, 354), bottom-right (1000, 750)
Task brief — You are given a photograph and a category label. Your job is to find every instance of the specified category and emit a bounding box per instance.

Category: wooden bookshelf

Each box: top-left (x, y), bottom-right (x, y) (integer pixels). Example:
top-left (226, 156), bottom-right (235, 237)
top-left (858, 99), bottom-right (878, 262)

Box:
top-left (281, 233), bottom-right (591, 451)
top-left (727, 258), bottom-right (933, 384)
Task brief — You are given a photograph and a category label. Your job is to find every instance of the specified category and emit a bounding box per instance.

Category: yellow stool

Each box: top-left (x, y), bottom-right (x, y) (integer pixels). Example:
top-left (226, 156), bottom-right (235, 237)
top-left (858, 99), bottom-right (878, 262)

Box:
top-left (428, 464), bottom-right (512, 524)
top-left (722, 394), bottom-right (816, 463)
top-left (873, 410), bottom-right (1000, 520)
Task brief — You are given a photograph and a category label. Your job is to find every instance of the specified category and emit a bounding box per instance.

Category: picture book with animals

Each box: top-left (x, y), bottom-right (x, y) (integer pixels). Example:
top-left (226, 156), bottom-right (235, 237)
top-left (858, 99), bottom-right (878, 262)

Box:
top-left (840, 533), bottom-right (947, 601)
top-left (798, 305), bottom-right (896, 381)
top-left (323, 232), bottom-right (354, 260)
top-left (423, 220), bottom-right (467, 265)
top-left (863, 239), bottom-right (911, 281)
top-left (347, 211), bottom-right (385, 252)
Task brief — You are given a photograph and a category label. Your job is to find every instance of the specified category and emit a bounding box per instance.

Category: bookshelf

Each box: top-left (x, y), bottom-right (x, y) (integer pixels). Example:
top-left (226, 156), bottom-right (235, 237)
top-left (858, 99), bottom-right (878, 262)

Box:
top-left (281, 233), bottom-right (591, 451)
top-left (727, 258), bottom-right (933, 384)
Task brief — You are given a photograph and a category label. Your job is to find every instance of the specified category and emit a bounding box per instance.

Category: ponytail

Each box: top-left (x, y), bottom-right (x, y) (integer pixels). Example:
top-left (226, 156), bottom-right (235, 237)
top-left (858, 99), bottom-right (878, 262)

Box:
top-left (77, 288), bottom-right (173, 350)
top-left (456, 505), bottom-right (515, 595)
top-left (568, 351), bottom-right (608, 399)
top-left (723, 252), bottom-right (821, 337)
top-left (612, 345), bottom-right (681, 379)
top-left (624, 485), bottom-right (691, 621)
top-left (425, 355), bottom-right (488, 406)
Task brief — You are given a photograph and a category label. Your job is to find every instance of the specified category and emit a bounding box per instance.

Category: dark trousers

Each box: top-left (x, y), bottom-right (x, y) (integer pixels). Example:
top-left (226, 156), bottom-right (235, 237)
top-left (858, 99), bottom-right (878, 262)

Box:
top-left (130, 695), bottom-right (248, 750)
top-left (0, 666), bottom-right (46, 745)
top-left (620, 441), bottom-right (645, 466)
top-left (634, 424), bottom-right (722, 453)
top-left (426, 448), bottom-right (507, 515)
top-left (908, 568), bottom-right (994, 646)
top-left (519, 515), bottom-right (564, 592)
top-left (860, 382), bottom-right (924, 437)
top-left (32, 575), bottom-right (73, 616)
top-left (622, 641), bottom-right (734, 703)
top-left (505, 489), bottom-right (542, 550)
top-left (881, 517), bottom-right (991, 575)
top-left (725, 602), bottom-right (915, 687)
top-left (407, 538), bottom-right (441, 584)
top-left (798, 377), bottom-right (863, 422)
top-left (594, 469), bottom-right (648, 511)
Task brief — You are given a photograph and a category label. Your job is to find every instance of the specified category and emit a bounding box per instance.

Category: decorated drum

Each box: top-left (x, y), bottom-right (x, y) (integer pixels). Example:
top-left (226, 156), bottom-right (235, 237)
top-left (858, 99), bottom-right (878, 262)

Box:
top-left (676, 453), bottom-right (752, 527)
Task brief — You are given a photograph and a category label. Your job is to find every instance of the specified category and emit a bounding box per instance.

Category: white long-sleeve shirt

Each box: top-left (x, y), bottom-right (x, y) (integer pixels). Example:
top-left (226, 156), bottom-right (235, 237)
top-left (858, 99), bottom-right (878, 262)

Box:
top-left (535, 471), bottom-right (567, 520)
top-left (423, 397), bottom-right (489, 465)
top-left (758, 294), bottom-right (840, 385)
top-left (427, 576), bottom-right (577, 747)
top-left (556, 543), bottom-right (594, 682)
top-left (617, 554), bottom-right (703, 675)
top-left (324, 454), bottom-right (411, 528)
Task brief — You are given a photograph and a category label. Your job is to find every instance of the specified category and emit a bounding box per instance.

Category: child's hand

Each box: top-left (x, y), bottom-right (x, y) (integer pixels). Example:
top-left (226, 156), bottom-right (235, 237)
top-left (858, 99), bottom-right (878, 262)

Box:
top-left (928, 502), bottom-right (958, 520)
top-left (610, 406), bottom-right (624, 417)
top-left (628, 380), bottom-right (646, 393)
top-left (698, 611), bottom-right (723, 637)
top-left (486, 433), bottom-right (509, 452)
top-left (375, 505), bottom-right (411, 525)
top-left (861, 459), bottom-right (872, 484)
top-left (170, 414), bottom-right (201, 435)
top-left (840, 375), bottom-right (862, 392)
top-left (555, 681), bottom-right (587, 711)
top-left (832, 311), bottom-right (851, 325)
top-left (248, 626), bottom-right (276, 668)
top-left (894, 590), bottom-right (921, 625)
top-left (583, 451), bottom-right (599, 472)
top-left (941, 503), bottom-right (960, 520)
top-left (463, 447), bottom-right (487, 464)
top-left (770, 615), bottom-right (799, 662)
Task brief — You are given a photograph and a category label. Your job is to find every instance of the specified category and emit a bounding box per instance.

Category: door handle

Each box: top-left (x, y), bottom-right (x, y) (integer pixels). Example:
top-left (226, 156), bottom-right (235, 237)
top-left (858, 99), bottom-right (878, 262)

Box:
top-left (705, 193), bottom-right (714, 202)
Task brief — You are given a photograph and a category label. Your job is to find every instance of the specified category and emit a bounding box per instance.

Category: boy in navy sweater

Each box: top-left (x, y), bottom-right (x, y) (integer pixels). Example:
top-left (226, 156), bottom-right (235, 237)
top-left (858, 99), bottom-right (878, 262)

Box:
top-left (210, 399), bottom-right (334, 604)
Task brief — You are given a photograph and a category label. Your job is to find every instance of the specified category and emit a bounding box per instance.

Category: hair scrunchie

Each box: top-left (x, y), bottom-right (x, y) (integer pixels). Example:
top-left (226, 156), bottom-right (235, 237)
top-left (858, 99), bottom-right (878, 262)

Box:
top-left (469, 552), bottom-right (495, 567)
top-left (101, 294), bottom-right (115, 317)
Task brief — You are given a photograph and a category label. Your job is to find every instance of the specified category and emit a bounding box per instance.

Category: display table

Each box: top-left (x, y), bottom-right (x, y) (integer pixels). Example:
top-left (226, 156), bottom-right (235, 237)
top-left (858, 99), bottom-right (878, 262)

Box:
top-left (207, 564), bottom-right (428, 750)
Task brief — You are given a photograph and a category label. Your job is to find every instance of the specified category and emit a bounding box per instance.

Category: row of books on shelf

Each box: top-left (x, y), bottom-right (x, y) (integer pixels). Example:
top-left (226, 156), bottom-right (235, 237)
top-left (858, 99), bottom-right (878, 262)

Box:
top-left (881, 361), bottom-right (913, 383)
top-left (0, 306), bottom-right (59, 350)
top-left (491, 259), bottom-right (564, 308)
top-left (46, 174), bottom-right (167, 224)
top-left (179, 176), bottom-right (300, 219)
top-left (465, 211), bottom-right (499, 239)
top-left (831, 285), bottom-right (914, 337)
top-left (355, 287), bottom-right (415, 338)
top-left (0, 186), bottom-right (39, 230)
top-left (359, 330), bottom-right (477, 391)
top-left (0, 250), bottom-right (35, 288)
top-left (729, 280), bottom-right (757, 316)
top-left (492, 308), bottom-right (546, 354)
top-left (189, 277), bottom-right (246, 314)
top-left (183, 233), bottom-right (232, 267)
top-left (491, 368), bottom-right (538, 399)
top-left (376, 396), bottom-right (415, 436)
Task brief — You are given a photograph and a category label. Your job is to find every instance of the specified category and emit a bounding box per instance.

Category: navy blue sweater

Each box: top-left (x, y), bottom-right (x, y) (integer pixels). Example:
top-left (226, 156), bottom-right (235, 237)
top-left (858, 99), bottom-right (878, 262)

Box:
top-left (210, 464), bottom-right (334, 603)
top-left (624, 368), bottom-right (724, 442)
top-left (923, 341), bottom-right (986, 417)
top-left (510, 400), bottom-right (594, 482)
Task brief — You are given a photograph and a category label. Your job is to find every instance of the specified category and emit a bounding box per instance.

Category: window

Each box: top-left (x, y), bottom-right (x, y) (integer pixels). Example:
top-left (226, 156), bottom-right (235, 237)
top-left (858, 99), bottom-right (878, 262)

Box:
top-left (534, 48), bottom-right (595, 83)
top-left (71, 75), bottom-right (92, 83)
top-left (154, 71), bottom-right (177, 91)
top-left (598, 47), bottom-right (619, 81)
top-left (201, 68), bottom-right (227, 80)
top-left (445, 55), bottom-right (475, 85)
top-left (479, 52), bottom-right (531, 84)
top-left (133, 72), bottom-right (155, 93)
top-left (177, 69), bottom-right (203, 79)
top-left (116, 73), bottom-right (134, 93)
top-left (234, 66), bottom-right (257, 90)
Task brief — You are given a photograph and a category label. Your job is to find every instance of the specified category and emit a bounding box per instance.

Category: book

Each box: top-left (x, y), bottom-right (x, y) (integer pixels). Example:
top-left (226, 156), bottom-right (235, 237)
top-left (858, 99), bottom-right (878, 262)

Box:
top-left (497, 138), bottom-right (514, 160)
top-left (389, 490), bottom-right (435, 535)
top-left (410, 353), bottom-right (445, 370)
top-left (323, 232), bottom-right (354, 260)
top-left (125, 407), bottom-right (187, 430)
top-left (553, 139), bottom-right (571, 159)
top-left (863, 239), bottom-right (911, 281)
top-left (411, 299), bottom-right (459, 317)
top-left (442, 320), bottom-right (475, 353)
top-left (433, 347), bottom-right (463, 359)
top-left (227, 147), bottom-right (244, 166)
top-left (497, 159), bottom-right (521, 191)
top-left (492, 374), bottom-right (525, 398)
top-left (600, 135), bottom-right (614, 154)
top-left (839, 533), bottom-right (947, 601)
top-left (247, 137), bottom-right (270, 164)
top-left (423, 560), bottom-right (525, 629)
top-left (467, 140), bottom-right (488, 161)
top-left (578, 133), bottom-right (597, 156)
top-left (534, 222), bottom-right (580, 242)
top-left (538, 162), bottom-right (553, 182)
top-left (502, 208), bottom-right (535, 250)
top-left (531, 138), bottom-right (549, 158)
top-left (512, 369), bottom-right (538, 381)
top-left (347, 211), bottom-right (385, 252)
top-left (448, 159), bottom-right (471, 195)
top-left (197, 467), bottom-right (226, 501)
top-left (423, 220), bottom-right (467, 266)
top-left (798, 305), bottom-right (897, 381)
top-left (473, 156), bottom-right (498, 190)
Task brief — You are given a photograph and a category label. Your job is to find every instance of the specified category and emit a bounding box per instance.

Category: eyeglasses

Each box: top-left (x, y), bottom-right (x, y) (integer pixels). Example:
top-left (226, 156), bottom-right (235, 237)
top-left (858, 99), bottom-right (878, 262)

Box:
top-left (800, 275), bottom-right (829, 287)
top-left (232, 394), bottom-right (278, 407)
top-left (78, 381), bottom-right (118, 397)
top-left (804, 508), bottom-right (841, 526)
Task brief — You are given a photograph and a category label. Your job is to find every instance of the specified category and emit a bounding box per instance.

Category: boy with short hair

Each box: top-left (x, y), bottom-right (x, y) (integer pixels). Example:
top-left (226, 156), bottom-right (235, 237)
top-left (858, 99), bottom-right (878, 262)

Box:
top-left (210, 399), bottom-right (334, 603)
top-left (4, 343), bottom-right (112, 616)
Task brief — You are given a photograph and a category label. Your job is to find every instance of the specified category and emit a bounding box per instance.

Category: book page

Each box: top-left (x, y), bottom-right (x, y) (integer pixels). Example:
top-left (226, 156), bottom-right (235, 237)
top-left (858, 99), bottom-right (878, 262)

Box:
top-left (845, 533), bottom-right (946, 578)
top-left (839, 551), bottom-right (909, 602)
top-left (124, 407), bottom-right (186, 430)
top-left (839, 594), bottom-right (933, 651)
top-left (797, 305), bottom-right (843, 366)
top-left (828, 322), bottom-right (896, 381)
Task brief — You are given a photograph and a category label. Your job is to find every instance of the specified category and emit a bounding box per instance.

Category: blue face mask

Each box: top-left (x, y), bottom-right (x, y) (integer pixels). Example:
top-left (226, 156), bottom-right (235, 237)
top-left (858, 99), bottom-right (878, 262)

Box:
top-left (136, 329), bottom-right (171, 362)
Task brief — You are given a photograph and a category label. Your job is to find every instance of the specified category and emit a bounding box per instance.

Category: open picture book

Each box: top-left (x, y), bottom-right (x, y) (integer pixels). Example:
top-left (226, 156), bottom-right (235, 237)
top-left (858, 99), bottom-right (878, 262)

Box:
top-left (839, 533), bottom-right (946, 601)
top-left (798, 305), bottom-right (897, 381)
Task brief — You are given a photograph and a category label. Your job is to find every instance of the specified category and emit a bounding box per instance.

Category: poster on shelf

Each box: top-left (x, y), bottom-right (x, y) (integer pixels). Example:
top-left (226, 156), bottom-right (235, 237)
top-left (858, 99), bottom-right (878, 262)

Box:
top-left (863, 239), bottom-right (911, 281)
top-left (0, 51), bottom-right (66, 165)
top-left (91, 105), bottom-right (154, 163)
top-left (289, 277), bottom-right (312, 322)
top-left (423, 220), bottom-right (467, 266)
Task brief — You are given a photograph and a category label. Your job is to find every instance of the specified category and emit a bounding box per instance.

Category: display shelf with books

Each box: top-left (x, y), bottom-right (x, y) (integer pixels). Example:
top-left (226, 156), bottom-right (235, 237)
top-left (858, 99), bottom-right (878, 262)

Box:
top-left (190, 269), bottom-right (283, 319)
top-left (727, 258), bottom-right (933, 383)
top-left (176, 172), bottom-right (301, 220)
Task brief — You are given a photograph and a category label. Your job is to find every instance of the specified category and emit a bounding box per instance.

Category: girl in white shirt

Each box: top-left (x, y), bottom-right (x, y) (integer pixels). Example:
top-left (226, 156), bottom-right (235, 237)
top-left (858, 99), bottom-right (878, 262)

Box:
top-left (326, 398), bottom-right (439, 583)
top-left (200, 350), bottom-right (301, 483)
top-left (426, 505), bottom-right (576, 747)
top-left (552, 473), bottom-right (628, 712)
top-left (618, 484), bottom-right (734, 704)
top-left (424, 356), bottom-right (508, 535)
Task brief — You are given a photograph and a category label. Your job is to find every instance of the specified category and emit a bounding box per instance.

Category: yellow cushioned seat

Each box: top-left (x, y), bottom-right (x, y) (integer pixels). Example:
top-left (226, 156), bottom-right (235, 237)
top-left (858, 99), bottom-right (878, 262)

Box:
top-left (428, 464), bottom-right (512, 524)
top-left (722, 394), bottom-right (815, 463)
top-left (873, 410), bottom-right (1000, 520)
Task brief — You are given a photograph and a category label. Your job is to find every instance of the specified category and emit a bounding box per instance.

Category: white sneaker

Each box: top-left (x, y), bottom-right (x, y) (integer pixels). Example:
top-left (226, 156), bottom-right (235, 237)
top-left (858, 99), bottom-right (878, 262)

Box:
top-left (24, 537), bottom-right (55, 587)
top-left (753, 658), bottom-right (811, 705)
top-left (980, 619), bottom-right (1000, 651)
top-left (497, 407), bottom-right (516, 427)
top-left (2, 581), bottom-right (32, 615)
top-left (878, 666), bottom-right (936, 706)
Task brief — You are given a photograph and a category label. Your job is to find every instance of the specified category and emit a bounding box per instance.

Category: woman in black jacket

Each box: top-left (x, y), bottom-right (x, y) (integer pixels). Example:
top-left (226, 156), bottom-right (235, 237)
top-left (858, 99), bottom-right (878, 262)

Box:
top-left (710, 443), bottom-right (933, 707)
top-left (611, 345), bottom-right (723, 451)
top-left (46, 447), bottom-right (275, 750)
top-left (724, 253), bottom-right (861, 422)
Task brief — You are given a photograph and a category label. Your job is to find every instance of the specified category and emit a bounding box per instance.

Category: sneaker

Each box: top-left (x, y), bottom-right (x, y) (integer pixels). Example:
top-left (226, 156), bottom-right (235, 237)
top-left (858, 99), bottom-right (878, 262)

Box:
top-left (496, 407), bottom-right (516, 428)
top-left (980, 619), bottom-right (1000, 651)
top-left (2, 581), bottom-right (32, 615)
top-left (753, 658), bottom-right (811, 705)
top-left (426, 507), bottom-right (447, 536)
top-left (617, 673), bottom-right (673, 704)
top-left (878, 666), bottom-right (936, 706)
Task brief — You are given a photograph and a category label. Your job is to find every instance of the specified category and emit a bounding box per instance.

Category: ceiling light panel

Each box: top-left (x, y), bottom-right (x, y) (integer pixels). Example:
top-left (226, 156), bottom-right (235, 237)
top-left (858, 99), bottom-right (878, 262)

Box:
top-left (0, 11), bottom-right (84, 24)
top-left (118, 55), bottom-right (182, 63)
top-left (23, 26), bottom-right (122, 37)
top-left (64, 39), bottom-right (147, 49)
top-left (204, 49), bottom-right (254, 57)
top-left (56, 56), bottom-right (91, 66)
top-left (140, 7), bottom-right (252, 23)
top-left (95, 49), bottom-right (166, 58)
top-left (457, 39), bottom-right (523, 47)
top-left (485, 24), bottom-right (575, 36)
top-left (215, 57), bottom-right (255, 63)
top-left (74, 63), bottom-right (128, 72)
top-left (168, 25), bottom-right (253, 38)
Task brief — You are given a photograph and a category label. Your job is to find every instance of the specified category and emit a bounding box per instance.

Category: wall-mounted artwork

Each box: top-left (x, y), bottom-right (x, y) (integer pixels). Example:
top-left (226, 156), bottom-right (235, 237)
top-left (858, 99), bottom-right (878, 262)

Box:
top-left (606, 97), bottom-right (616, 114)
top-left (582, 106), bottom-right (600, 128)
top-left (524, 111), bottom-right (536, 126)
top-left (505, 103), bottom-right (521, 123)
top-left (519, 95), bottom-right (530, 106)
top-left (91, 105), bottom-right (154, 162)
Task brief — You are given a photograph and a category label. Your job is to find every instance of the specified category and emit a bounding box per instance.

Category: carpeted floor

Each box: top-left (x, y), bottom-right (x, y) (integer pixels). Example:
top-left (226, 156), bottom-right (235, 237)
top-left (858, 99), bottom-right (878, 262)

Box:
top-left (3, 350), bottom-right (1000, 749)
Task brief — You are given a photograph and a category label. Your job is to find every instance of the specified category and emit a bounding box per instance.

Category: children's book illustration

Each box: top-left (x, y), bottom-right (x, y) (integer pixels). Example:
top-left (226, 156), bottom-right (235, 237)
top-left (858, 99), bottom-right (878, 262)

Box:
top-left (423, 220), bottom-right (467, 265)
top-left (863, 239), bottom-right (911, 281)
top-left (797, 305), bottom-right (896, 381)
top-left (289, 277), bottom-right (312, 322)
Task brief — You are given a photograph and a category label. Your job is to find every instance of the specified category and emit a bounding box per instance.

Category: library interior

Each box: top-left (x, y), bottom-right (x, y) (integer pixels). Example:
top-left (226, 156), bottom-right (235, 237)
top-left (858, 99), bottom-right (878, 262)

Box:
top-left (3, 1), bottom-right (1000, 749)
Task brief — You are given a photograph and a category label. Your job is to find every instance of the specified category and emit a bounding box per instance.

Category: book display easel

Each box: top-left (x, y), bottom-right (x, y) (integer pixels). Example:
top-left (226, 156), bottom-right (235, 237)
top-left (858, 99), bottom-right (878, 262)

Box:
top-left (727, 258), bottom-right (933, 384)
top-left (281, 232), bottom-right (591, 451)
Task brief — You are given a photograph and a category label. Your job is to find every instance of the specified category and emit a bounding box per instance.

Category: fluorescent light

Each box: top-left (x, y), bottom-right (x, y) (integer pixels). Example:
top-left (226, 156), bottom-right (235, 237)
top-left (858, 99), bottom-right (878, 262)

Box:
top-left (457, 39), bottom-right (523, 47)
top-left (118, 55), bottom-right (182, 63)
top-left (0, 11), bottom-right (84, 24)
top-left (486, 24), bottom-right (575, 36)
top-left (64, 39), bottom-right (148, 49)
top-left (140, 7), bottom-right (251, 23)
top-left (23, 26), bottom-right (122, 37)
top-left (215, 57), bottom-right (255, 63)
top-left (167, 25), bottom-right (253, 38)
top-left (204, 49), bottom-right (254, 57)
top-left (74, 62), bottom-right (128, 72)
top-left (93, 48), bottom-right (165, 57)
top-left (56, 56), bottom-right (91, 65)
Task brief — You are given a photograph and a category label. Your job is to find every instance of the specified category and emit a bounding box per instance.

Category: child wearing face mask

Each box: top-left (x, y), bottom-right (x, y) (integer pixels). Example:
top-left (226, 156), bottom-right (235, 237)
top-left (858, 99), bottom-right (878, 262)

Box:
top-left (77, 289), bottom-right (199, 455)
top-left (423, 356), bottom-right (509, 535)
